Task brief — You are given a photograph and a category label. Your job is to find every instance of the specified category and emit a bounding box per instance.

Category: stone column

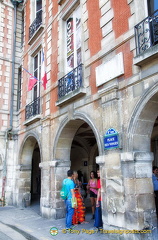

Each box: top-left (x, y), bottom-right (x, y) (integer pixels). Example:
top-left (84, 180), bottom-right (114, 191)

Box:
top-left (15, 164), bottom-right (31, 207)
top-left (121, 151), bottom-right (156, 230)
top-left (99, 152), bottom-right (125, 227)
top-left (40, 160), bottom-right (70, 219)
top-left (54, 160), bottom-right (71, 219)
top-left (39, 161), bottom-right (52, 218)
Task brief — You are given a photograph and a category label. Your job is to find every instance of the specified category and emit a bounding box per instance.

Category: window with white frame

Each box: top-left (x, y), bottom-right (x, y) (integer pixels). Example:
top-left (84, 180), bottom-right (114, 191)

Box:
top-left (32, 50), bottom-right (41, 100)
top-left (31, 0), bottom-right (42, 21)
top-left (66, 6), bottom-right (81, 73)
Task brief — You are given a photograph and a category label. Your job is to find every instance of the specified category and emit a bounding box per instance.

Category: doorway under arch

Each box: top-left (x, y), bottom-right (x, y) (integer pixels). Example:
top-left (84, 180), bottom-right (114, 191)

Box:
top-left (70, 122), bottom-right (99, 183)
top-left (18, 135), bottom-right (41, 209)
top-left (53, 117), bottom-right (101, 219)
top-left (31, 143), bottom-right (41, 204)
top-left (151, 116), bottom-right (158, 167)
top-left (54, 117), bottom-right (100, 176)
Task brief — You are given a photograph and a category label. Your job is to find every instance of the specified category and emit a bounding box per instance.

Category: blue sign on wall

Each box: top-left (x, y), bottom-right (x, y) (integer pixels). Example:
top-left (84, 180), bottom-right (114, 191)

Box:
top-left (104, 128), bottom-right (119, 150)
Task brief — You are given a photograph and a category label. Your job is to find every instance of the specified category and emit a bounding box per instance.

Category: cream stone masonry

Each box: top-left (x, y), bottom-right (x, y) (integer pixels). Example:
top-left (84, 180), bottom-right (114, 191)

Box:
top-left (100, 1), bottom-right (111, 16)
top-left (100, 8), bottom-right (114, 29)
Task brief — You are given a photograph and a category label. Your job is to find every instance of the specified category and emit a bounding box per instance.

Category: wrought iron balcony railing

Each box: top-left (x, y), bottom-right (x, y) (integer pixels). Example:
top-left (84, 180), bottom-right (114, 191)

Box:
top-left (135, 9), bottom-right (158, 55)
top-left (58, 64), bottom-right (83, 99)
top-left (29, 10), bottom-right (42, 39)
top-left (25, 97), bottom-right (40, 120)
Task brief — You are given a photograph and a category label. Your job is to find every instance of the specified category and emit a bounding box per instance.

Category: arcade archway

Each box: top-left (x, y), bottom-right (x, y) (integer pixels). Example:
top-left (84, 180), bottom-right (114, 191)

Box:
top-left (18, 135), bottom-right (41, 207)
top-left (126, 89), bottom-right (158, 227)
top-left (53, 116), bottom-right (101, 219)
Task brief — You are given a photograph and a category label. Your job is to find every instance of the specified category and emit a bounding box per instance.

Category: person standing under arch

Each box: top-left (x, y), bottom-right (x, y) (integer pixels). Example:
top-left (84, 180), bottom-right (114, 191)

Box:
top-left (62, 170), bottom-right (76, 229)
top-left (94, 169), bottom-right (103, 228)
top-left (87, 171), bottom-right (98, 219)
top-left (72, 171), bottom-right (86, 225)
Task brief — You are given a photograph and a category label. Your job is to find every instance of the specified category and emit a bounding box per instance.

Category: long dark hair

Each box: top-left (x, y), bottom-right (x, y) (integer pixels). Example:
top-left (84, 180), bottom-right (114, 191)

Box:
top-left (90, 171), bottom-right (97, 179)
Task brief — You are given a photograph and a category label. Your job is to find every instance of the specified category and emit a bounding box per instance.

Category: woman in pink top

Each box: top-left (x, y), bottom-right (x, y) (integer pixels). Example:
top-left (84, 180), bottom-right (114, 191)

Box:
top-left (87, 171), bottom-right (98, 219)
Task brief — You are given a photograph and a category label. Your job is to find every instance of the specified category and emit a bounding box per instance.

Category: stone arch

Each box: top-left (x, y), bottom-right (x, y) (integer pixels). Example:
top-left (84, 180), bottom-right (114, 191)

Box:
top-left (16, 132), bottom-right (42, 207)
top-left (52, 112), bottom-right (102, 218)
top-left (127, 83), bottom-right (158, 152)
top-left (53, 112), bottom-right (103, 161)
top-left (122, 84), bottom-right (158, 229)
top-left (19, 131), bottom-right (42, 165)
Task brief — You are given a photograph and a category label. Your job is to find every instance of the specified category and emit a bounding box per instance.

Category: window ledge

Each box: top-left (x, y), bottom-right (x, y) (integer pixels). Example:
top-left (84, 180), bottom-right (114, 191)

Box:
top-left (134, 44), bottom-right (158, 66)
top-left (56, 87), bottom-right (86, 106)
top-left (28, 25), bottom-right (44, 45)
top-left (23, 114), bottom-right (41, 126)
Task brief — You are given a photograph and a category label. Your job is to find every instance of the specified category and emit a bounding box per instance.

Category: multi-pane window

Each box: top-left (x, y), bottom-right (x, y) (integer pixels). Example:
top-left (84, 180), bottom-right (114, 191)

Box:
top-left (66, 6), bottom-right (81, 73)
top-left (32, 50), bottom-right (41, 100)
top-left (17, 67), bottom-right (22, 111)
top-left (31, 0), bottom-right (42, 20)
top-left (29, 0), bottom-right (42, 39)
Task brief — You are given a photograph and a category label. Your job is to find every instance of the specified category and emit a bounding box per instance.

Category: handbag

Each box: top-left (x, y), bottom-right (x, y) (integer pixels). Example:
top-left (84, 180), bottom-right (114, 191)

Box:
top-left (71, 197), bottom-right (77, 208)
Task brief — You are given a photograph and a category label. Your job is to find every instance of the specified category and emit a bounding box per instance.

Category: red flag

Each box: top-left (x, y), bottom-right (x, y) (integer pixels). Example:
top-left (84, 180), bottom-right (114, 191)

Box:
top-left (28, 76), bottom-right (37, 91)
top-left (41, 49), bottom-right (47, 90)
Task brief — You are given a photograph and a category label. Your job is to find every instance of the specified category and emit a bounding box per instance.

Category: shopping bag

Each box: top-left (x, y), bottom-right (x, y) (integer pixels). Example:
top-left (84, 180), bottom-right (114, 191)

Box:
top-left (71, 197), bottom-right (77, 208)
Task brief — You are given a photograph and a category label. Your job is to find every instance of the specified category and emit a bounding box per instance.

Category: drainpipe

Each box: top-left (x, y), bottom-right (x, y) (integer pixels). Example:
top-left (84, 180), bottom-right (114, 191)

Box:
top-left (10, 0), bottom-right (23, 129)
top-left (1, 0), bottom-right (24, 204)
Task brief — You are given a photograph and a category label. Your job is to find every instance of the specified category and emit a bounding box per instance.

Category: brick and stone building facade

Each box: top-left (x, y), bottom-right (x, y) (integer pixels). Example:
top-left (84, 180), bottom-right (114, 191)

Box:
top-left (0, 0), bottom-right (158, 237)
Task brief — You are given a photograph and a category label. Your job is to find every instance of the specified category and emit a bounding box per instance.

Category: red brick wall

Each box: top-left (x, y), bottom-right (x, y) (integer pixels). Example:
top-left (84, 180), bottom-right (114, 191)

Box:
top-left (112, 0), bottom-right (133, 80)
top-left (87, 0), bottom-right (102, 56)
top-left (112, 0), bottom-right (131, 38)
top-left (87, 0), bottom-right (102, 94)
top-left (116, 42), bottom-right (133, 80)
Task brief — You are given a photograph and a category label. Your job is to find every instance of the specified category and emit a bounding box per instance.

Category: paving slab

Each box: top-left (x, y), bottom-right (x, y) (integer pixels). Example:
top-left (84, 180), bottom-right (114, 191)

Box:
top-left (0, 205), bottom-right (158, 240)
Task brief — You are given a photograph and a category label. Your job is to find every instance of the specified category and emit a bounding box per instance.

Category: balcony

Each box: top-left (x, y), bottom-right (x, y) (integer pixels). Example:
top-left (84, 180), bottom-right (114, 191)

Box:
top-left (135, 10), bottom-right (158, 55)
top-left (29, 10), bottom-right (43, 44)
top-left (56, 64), bottom-right (86, 106)
top-left (25, 97), bottom-right (41, 125)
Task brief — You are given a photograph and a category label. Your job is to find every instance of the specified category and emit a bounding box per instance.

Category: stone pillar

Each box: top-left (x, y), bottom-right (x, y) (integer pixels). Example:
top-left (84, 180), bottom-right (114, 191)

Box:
top-left (54, 160), bottom-right (71, 219)
top-left (40, 160), bottom-right (70, 219)
top-left (15, 164), bottom-right (31, 207)
top-left (40, 161), bottom-right (52, 218)
top-left (121, 151), bottom-right (156, 230)
top-left (97, 152), bottom-right (125, 228)
top-left (97, 151), bottom-right (156, 236)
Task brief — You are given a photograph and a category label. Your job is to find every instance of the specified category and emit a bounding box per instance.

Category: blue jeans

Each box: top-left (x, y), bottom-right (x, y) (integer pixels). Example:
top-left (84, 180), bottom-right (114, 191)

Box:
top-left (65, 199), bottom-right (74, 229)
top-left (94, 201), bottom-right (103, 228)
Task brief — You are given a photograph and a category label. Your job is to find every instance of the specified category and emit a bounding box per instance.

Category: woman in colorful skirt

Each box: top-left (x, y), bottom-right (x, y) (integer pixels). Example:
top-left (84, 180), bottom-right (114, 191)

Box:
top-left (72, 171), bottom-right (86, 225)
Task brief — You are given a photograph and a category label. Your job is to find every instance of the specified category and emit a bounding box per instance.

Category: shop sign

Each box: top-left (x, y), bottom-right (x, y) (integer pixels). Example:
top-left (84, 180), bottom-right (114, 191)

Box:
top-left (104, 128), bottom-right (119, 150)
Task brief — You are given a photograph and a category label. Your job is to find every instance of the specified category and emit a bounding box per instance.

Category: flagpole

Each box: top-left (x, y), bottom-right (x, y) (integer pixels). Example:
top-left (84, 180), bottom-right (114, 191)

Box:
top-left (22, 67), bottom-right (39, 81)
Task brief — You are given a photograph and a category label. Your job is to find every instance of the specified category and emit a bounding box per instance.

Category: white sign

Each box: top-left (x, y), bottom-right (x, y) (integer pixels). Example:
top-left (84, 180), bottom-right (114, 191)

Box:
top-left (96, 52), bottom-right (124, 87)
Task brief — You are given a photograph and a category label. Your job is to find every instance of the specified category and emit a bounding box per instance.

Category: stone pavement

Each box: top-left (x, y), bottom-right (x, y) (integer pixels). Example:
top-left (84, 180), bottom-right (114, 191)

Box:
top-left (0, 205), bottom-right (158, 240)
